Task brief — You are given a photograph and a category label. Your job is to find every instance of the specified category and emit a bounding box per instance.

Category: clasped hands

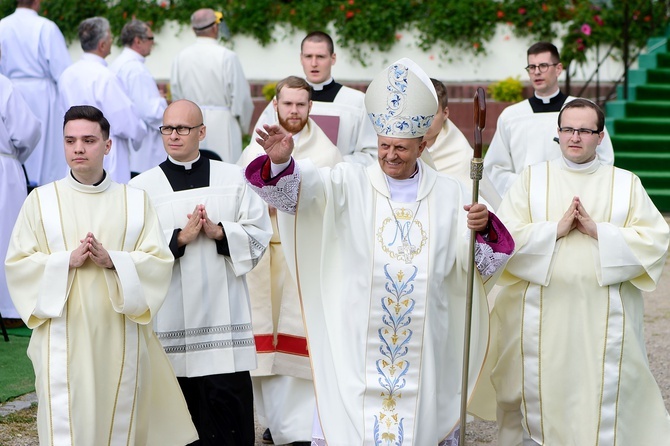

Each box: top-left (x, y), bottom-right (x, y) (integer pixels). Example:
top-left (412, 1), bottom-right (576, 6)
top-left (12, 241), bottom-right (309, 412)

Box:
top-left (557, 196), bottom-right (598, 240)
top-left (70, 232), bottom-right (114, 269)
top-left (178, 204), bottom-right (224, 247)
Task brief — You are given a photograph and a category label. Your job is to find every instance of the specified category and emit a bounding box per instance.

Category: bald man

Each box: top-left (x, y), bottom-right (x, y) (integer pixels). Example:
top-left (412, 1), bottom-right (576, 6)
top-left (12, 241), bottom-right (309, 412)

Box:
top-left (129, 100), bottom-right (272, 446)
top-left (170, 9), bottom-right (253, 163)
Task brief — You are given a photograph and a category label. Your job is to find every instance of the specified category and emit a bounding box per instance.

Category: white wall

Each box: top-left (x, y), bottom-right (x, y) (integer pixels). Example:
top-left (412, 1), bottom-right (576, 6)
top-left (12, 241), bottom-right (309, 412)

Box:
top-left (70, 21), bottom-right (629, 85)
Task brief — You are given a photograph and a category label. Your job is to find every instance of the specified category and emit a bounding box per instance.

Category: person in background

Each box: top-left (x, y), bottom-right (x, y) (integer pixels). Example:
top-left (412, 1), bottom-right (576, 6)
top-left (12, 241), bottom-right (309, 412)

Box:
top-left (110, 19), bottom-right (167, 176)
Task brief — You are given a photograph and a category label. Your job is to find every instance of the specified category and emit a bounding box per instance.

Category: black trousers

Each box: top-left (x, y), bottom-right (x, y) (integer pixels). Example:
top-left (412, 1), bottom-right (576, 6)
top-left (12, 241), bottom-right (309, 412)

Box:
top-left (178, 371), bottom-right (255, 446)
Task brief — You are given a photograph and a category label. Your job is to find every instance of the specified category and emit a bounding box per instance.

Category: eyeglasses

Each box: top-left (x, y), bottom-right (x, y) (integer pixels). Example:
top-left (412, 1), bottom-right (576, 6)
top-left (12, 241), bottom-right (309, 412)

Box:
top-left (159, 124), bottom-right (203, 136)
top-left (525, 63), bottom-right (559, 73)
top-left (558, 127), bottom-right (600, 137)
top-left (143, 36), bottom-right (154, 41)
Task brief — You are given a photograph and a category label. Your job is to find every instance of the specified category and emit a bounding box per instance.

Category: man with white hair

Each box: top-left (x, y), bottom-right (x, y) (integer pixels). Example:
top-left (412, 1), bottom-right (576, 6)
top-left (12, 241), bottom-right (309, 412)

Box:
top-left (58, 16), bottom-right (146, 183)
top-left (171, 8), bottom-right (253, 163)
top-left (245, 58), bottom-right (514, 445)
top-left (111, 19), bottom-right (167, 175)
top-left (0, 0), bottom-right (71, 185)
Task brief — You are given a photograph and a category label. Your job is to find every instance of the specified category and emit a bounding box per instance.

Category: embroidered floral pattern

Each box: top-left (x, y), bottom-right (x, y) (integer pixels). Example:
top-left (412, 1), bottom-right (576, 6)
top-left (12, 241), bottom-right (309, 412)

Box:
top-left (368, 63), bottom-right (434, 138)
top-left (474, 241), bottom-right (510, 277)
top-left (246, 169), bottom-right (301, 215)
top-left (373, 264), bottom-right (417, 445)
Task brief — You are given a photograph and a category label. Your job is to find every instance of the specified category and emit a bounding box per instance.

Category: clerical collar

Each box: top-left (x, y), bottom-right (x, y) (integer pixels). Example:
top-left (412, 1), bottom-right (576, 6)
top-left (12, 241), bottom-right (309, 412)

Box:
top-left (528, 90), bottom-right (568, 113)
top-left (561, 155), bottom-right (599, 171)
top-left (67, 170), bottom-right (111, 193)
top-left (168, 154), bottom-right (201, 170)
top-left (386, 162), bottom-right (421, 203)
top-left (81, 52), bottom-right (107, 67)
top-left (310, 78), bottom-right (343, 102)
top-left (309, 77), bottom-right (334, 91)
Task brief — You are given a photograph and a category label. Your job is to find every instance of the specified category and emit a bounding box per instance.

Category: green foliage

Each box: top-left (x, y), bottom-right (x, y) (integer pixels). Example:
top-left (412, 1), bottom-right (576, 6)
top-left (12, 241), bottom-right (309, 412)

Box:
top-left (262, 81), bottom-right (277, 101)
top-left (1, 0), bottom-right (667, 68)
top-left (488, 76), bottom-right (524, 102)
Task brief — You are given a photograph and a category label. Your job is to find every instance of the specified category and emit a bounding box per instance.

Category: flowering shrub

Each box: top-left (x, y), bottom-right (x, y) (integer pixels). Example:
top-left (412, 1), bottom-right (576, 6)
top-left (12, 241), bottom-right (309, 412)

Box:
top-left (0, 0), bottom-right (666, 68)
top-left (488, 76), bottom-right (524, 102)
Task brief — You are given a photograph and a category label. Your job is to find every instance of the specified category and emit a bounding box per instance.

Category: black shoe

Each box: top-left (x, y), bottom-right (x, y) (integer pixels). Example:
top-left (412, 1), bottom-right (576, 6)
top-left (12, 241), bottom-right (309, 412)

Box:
top-left (291, 442), bottom-right (311, 446)
top-left (262, 428), bottom-right (274, 444)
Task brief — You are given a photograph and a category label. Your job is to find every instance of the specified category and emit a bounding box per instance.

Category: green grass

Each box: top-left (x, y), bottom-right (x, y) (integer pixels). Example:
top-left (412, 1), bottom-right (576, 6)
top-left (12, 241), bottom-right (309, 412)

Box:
top-left (0, 335), bottom-right (35, 403)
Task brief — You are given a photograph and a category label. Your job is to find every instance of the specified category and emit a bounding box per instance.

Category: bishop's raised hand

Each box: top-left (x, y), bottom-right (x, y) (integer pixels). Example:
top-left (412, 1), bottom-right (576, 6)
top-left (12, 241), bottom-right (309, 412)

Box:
top-left (255, 124), bottom-right (294, 164)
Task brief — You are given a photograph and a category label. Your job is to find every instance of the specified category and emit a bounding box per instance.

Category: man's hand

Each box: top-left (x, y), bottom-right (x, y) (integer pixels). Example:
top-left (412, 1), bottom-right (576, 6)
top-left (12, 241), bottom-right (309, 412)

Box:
top-left (574, 197), bottom-right (598, 239)
top-left (69, 233), bottom-right (114, 269)
top-left (557, 197), bottom-right (579, 239)
top-left (87, 233), bottom-right (114, 269)
top-left (464, 203), bottom-right (489, 232)
top-left (200, 206), bottom-right (224, 240)
top-left (255, 124), bottom-right (294, 164)
top-left (69, 238), bottom-right (90, 268)
top-left (178, 205), bottom-right (203, 247)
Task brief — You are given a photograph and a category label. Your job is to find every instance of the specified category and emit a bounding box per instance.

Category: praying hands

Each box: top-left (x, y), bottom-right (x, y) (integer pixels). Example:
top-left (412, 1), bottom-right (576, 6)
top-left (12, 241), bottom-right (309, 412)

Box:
top-left (557, 196), bottom-right (598, 240)
top-left (69, 232), bottom-right (114, 269)
top-left (177, 204), bottom-right (225, 247)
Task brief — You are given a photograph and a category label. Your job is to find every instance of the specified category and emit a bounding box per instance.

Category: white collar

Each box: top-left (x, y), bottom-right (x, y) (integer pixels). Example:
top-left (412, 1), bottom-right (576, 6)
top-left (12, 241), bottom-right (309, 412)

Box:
top-left (385, 162), bottom-right (421, 203)
top-left (535, 89), bottom-right (560, 104)
top-left (168, 154), bottom-right (201, 170)
top-left (308, 77), bottom-right (334, 91)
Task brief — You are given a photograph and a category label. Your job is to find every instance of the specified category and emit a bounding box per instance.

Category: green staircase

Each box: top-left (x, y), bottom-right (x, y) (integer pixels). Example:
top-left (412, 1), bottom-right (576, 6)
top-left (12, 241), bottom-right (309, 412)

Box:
top-left (606, 35), bottom-right (670, 211)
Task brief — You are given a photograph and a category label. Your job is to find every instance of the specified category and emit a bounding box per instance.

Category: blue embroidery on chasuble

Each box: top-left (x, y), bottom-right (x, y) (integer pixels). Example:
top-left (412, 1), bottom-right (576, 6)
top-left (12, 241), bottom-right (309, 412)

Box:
top-left (369, 201), bottom-right (429, 445)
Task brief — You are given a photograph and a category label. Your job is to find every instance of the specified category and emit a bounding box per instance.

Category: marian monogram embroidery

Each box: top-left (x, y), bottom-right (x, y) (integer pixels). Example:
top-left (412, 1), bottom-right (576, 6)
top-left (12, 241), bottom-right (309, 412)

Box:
top-left (373, 264), bottom-right (417, 445)
top-left (377, 206), bottom-right (427, 264)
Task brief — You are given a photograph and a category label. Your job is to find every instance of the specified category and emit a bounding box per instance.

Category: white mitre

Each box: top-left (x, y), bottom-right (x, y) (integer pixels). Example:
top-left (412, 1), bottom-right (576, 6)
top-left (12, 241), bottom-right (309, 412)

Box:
top-left (365, 58), bottom-right (438, 138)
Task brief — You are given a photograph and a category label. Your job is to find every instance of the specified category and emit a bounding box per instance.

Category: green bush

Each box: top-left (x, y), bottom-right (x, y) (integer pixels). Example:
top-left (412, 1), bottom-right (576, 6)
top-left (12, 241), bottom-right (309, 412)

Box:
top-left (487, 77), bottom-right (524, 103)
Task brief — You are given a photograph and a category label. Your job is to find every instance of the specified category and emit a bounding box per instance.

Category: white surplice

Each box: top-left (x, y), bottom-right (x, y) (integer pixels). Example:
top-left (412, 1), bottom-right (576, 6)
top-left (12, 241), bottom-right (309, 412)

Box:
top-left (59, 53), bottom-right (147, 184)
top-left (428, 118), bottom-right (501, 210)
top-left (0, 7), bottom-right (71, 185)
top-left (4, 173), bottom-right (198, 446)
top-left (110, 47), bottom-right (167, 173)
top-left (129, 160), bottom-right (271, 377)
top-left (488, 158), bottom-right (670, 445)
top-left (239, 119), bottom-right (342, 444)
top-left (484, 97), bottom-right (615, 195)
top-left (0, 74), bottom-right (41, 319)
top-left (247, 158), bottom-right (509, 445)
top-left (171, 37), bottom-right (254, 163)
top-left (253, 81), bottom-right (378, 165)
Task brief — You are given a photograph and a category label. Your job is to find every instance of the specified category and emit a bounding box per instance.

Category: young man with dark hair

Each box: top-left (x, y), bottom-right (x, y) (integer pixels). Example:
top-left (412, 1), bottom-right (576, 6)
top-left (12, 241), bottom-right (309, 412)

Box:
top-left (5, 105), bottom-right (197, 446)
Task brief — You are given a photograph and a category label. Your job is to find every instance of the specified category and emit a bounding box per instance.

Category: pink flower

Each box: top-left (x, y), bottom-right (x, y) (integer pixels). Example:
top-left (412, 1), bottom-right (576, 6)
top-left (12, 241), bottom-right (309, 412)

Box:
top-left (429, 54), bottom-right (435, 61)
top-left (518, 8), bottom-right (526, 15)
top-left (395, 33), bottom-right (403, 41)
top-left (581, 23), bottom-right (592, 36)
top-left (593, 15), bottom-right (604, 26)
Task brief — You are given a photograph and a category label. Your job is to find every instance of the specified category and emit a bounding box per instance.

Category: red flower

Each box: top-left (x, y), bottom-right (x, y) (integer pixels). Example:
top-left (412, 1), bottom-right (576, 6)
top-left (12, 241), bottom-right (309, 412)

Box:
top-left (644, 15), bottom-right (652, 22)
top-left (527, 21), bottom-right (533, 27)
top-left (541, 3), bottom-right (548, 12)
top-left (340, 4), bottom-right (345, 10)
top-left (122, 11), bottom-right (127, 19)
top-left (395, 33), bottom-right (403, 41)
top-left (518, 8), bottom-right (526, 15)
top-left (497, 10), bottom-right (504, 19)
top-left (473, 42), bottom-right (480, 49)
top-left (346, 10), bottom-right (354, 19)
top-left (290, 8), bottom-right (295, 15)
top-left (160, 1), bottom-right (167, 8)
top-left (593, 15), bottom-right (604, 26)
top-left (348, 0), bottom-right (354, 4)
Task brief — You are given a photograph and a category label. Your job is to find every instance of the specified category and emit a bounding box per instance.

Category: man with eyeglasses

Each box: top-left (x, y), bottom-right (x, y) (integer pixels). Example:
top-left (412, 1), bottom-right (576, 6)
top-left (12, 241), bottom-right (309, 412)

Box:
top-left (171, 8), bottom-right (254, 164)
top-left (59, 16), bottom-right (146, 184)
top-left (111, 19), bottom-right (167, 177)
top-left (129, 99), bottom-right (272, 446)
top-left (481, 98), bottom-right (670, 445)
top-left (484, 41), bottom-right (614, 196)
